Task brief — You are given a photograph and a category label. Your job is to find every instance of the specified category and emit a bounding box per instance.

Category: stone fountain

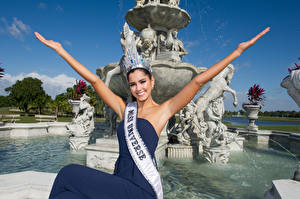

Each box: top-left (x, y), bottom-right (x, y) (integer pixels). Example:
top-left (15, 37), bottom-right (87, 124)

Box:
top-left (86, 0), bottom-right (242, 171)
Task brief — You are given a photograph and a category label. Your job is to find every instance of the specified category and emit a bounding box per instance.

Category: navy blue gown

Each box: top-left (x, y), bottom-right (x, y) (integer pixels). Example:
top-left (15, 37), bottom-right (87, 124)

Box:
top-left (49, 118), bottom-right (159, 199)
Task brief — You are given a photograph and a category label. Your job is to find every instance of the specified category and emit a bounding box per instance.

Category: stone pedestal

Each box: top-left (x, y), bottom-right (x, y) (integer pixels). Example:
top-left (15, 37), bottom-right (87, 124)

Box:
top-left (85, 136), bottom-right (168, 173)
top-left (228, 136), bottom-right (245, 151)
top-left (265, 179), bottom-right (300, 199)
top-left (156, 51), bottom-right (181, 62)
top-left (243, 104), bottom-right (262, 132)
top-left (69, 136), bottom-right (90, 150)
top-left (167, 144), bottom-right (198, 159)
top-left (248, 130), bottom-right (272, 143)
top-left (0, 171), bottom-right (56, 199)
top-left (203, 145), bottom-right (230, 164)
top-left (85, 138), bottom-right (119, 173)
top-left (235, 128), bottom-right (271, 144)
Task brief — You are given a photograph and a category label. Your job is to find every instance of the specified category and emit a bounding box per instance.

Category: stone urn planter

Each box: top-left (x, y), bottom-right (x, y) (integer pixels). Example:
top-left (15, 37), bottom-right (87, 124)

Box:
top-left (69, 99), bottom-right (81, 116)
top-left (242, 104), bottom-right (262, 131)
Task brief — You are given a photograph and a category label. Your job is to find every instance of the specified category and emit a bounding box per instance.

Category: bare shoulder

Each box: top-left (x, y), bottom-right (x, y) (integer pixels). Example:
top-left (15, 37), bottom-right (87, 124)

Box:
top-left (141, 103), bottom-right (171, 137)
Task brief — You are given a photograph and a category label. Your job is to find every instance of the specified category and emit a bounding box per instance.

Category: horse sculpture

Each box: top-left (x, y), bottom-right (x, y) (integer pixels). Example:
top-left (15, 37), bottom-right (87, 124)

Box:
top-left (195, 64), bottom-right (238, 121)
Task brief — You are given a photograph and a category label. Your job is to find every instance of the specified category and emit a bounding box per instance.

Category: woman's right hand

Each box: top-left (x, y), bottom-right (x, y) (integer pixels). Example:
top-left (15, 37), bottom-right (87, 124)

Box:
top-left (34, 32), bottom-right (63, 52)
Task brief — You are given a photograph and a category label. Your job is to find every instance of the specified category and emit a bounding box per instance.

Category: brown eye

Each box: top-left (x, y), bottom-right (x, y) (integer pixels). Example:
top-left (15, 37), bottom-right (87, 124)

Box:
top-left (129, 83), bottom-right (135, 87)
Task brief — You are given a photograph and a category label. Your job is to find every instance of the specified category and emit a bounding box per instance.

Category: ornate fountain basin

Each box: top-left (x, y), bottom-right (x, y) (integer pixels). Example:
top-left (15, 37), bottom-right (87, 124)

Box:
top-left (96, 60), bottom-right (206, 104)
top-left (126, 4), bottom-right (191, 32)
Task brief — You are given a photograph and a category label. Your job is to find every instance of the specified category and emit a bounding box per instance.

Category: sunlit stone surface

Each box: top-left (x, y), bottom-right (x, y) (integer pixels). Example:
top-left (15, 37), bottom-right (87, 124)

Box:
top-left (0, 171), bottom-right (56, 199)
top-left (281, 70), bottom-right (300, 107)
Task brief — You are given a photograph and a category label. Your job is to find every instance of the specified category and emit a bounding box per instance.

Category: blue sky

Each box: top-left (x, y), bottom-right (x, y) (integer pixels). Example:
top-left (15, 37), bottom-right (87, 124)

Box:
top-left (0, 0), bottom-right (299, 111)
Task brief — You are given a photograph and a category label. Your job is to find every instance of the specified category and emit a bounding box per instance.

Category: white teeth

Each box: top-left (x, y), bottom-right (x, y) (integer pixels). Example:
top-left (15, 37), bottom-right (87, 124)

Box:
top-left (137, 92), bottom-right (145, 96)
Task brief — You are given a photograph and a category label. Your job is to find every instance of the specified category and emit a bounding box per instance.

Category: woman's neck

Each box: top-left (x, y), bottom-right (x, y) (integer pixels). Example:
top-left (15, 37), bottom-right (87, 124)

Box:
top-left (136, 96), bottom-right (157, 113)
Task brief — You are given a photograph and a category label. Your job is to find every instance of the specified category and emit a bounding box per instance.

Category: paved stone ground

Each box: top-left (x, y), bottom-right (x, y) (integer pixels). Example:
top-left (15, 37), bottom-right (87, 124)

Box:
top-left (0, 171), bottom-right (56, 199)
top-left (265, 179), bottom-right (300, 199)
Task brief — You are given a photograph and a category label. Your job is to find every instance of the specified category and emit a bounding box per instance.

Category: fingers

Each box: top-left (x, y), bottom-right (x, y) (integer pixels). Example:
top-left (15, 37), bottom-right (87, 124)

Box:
top-left (34, 32), bottom-right (47, 43)
top-left (251, 27), bottom-right (270, 43)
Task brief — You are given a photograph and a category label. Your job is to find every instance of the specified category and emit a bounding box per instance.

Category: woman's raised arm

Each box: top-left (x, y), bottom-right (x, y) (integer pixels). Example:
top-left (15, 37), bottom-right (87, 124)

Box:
top-left (34, 32), bottom-right (126, 119)
top-left (162, 27), bottom-right (270, 118)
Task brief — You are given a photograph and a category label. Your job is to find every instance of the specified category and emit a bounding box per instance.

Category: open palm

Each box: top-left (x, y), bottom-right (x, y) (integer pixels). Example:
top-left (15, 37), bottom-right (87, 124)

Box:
top-left (34, 32), bottom-right (63, 52)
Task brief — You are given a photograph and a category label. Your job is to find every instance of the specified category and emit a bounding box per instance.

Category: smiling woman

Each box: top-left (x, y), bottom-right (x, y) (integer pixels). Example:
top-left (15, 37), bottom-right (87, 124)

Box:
top-left (34, 14), bottom-right (269, 198)
top-left (127, 68), bottom-right (154, 102)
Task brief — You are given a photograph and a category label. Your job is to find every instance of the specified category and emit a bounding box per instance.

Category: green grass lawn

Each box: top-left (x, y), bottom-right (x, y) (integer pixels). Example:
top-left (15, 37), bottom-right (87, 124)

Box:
top-left (225, 115), bottom-right (300, 123)
top-left (257, 116), bottom-right (300, 123)
top-left (223, 121), bottom-right (300, 133)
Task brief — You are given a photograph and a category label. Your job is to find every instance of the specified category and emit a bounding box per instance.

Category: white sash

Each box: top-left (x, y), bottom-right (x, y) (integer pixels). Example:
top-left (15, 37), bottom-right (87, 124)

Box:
top-left (124, 102), bottom-right (163, 199)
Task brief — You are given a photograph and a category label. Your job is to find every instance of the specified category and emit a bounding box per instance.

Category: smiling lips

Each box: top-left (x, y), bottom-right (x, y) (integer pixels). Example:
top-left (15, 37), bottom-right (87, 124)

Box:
top-left (136, 91), bottom-right (145, 96)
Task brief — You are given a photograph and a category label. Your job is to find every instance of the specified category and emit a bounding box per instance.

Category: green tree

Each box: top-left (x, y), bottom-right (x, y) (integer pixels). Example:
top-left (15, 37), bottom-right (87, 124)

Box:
top-left (52, 93), bottom-right (72, 116)
top-left (0, 96), bottom-right (10, 107)
top-left (65, 84), bottom-right (104, 117)
top-left (32, 92), bottom-right (52, 114)
top-left (5, 77), bottom-right (50, 113)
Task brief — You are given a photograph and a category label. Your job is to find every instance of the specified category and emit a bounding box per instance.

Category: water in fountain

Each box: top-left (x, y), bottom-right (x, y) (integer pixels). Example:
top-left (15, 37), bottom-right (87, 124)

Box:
top-left (236, 133), bottom-right (299, 164)
top-left (1, 134), bottom-right (299, 198)
top-left (161, 141), bottom-right (299, 199)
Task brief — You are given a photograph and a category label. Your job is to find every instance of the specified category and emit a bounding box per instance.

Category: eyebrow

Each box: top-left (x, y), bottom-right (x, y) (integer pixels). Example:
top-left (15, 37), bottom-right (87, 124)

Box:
top-left (129, 78), bottom-right (147, 85)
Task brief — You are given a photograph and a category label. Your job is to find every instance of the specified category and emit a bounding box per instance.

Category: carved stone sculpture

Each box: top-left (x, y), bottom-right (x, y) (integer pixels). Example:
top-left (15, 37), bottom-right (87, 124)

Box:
top-left (156, 29), bottom-right (187, 62)
top-left (67, 94), bottom-right (95, 150)
top-left (136, 25), bottom-right (157, 60)
top-left (149, 0), bottom-right (160, 4)
top-left (195, 64), bottom-right (237, 121)
top-left (136, 0), bottom-right (145, 7)
top-left (173, 64), bottom-right (237, 163)
top-left (172, 31), bottom-right (187, 58)
top-left (169, 0), bottom-right (180, 7)
top-left (281, 70), bottom-right (300, 107)
top-left (176, 101), bottom-right (197, 145)
top-left (204, 96), bottom-right (233, 147)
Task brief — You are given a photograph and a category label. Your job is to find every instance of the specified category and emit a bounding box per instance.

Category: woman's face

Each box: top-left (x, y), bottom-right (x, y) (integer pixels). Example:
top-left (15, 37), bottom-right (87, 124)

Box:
top-left (128, 69), bottom-right (154, 102)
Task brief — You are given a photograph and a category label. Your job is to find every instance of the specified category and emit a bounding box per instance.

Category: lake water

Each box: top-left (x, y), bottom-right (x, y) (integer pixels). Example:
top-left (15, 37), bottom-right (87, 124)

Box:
top-left (0, 135), bottom-right (299, 199)
top-left (223, 117), bottom-right (300, 126)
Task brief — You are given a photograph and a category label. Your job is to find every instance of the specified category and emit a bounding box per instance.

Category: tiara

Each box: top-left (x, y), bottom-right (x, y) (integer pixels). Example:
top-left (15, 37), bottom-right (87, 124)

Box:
top-left (119, 23), bottom-right (151, 74)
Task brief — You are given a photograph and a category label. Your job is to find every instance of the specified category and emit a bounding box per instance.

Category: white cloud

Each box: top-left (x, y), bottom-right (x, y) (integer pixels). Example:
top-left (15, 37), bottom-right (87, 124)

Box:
top-left (23, 45), bottom-right (32, 51)
top-left (184, 40), bottom-right (200, 48)
top-left (0, 72), bottom-right (77, 99)
top-left (13, 18), bottom-right (30, 33)
top-left (63, 40), bottom-right (72, 46)
top-left (0, 17), bottom-right (31, 41)
top-left (56, 5), bottom-right (63, 12)
top-left (38, 2), bottom-right (47, 10)
top-left (235, 61), bottom-right (251, 72)
top-left (215, 21), bottom-right (228, 32)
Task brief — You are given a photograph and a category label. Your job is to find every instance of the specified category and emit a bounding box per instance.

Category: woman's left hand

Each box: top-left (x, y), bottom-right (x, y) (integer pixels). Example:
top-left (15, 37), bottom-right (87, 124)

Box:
top-left (236, 27), bottom-right (270, 55)
top-left (34, 32), bottom-right (64, 53)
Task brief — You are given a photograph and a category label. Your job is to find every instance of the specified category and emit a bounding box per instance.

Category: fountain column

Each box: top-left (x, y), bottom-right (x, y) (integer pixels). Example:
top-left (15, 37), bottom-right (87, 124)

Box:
top-left (87, 0), bottom-right (207, 171)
